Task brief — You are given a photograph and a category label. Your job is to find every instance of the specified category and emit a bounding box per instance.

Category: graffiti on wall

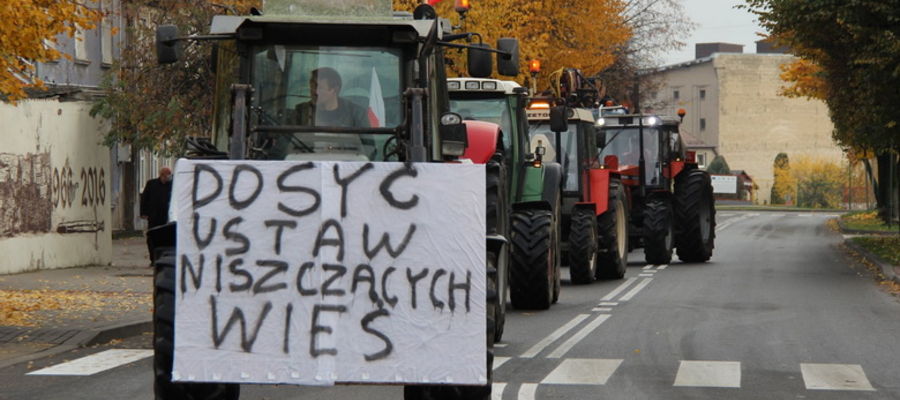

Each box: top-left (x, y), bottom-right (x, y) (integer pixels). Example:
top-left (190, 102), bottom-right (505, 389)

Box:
top-left (0, 152), bottom-right (53, 237)
top-left (51, 158), bottom-right (106, 234)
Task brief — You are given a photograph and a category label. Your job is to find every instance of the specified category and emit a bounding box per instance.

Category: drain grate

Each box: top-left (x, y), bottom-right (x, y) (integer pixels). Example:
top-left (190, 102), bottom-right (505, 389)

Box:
top-left (0, 326), bottom-right (80, 344)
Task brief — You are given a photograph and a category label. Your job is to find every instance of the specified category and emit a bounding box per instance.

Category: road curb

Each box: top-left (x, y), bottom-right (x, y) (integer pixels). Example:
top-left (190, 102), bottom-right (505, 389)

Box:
top-left (844, 238), bottom-right (900, 285)
top-left (837, 220), bottom-right (900, 236)
top-left (0, 318), bottom-right (152, 370)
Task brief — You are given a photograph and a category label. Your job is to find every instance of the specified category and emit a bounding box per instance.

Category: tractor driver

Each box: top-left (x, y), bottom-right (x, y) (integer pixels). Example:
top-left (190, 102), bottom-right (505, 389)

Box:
top-left (296, 67), bottom-right (370, 128)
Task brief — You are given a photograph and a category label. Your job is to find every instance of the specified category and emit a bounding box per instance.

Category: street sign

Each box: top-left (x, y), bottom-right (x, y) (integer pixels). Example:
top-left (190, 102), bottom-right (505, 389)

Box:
top-left (711, 175), bottom-right (738, 194)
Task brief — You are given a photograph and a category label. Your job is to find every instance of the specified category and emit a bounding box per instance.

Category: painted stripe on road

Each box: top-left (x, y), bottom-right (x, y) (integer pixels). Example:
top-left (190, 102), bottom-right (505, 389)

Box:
top-left (801, 363), bottom-right (875, 391)
top-left (541, 358), bottom-right (623, 385)
top-left (518, 383), bottom-right (538, 400)
top-left (547, 314), bottom-right (611, 358)
top-left (657, 264), bottom-right (669, 270)
top-left (642, 265), bottom-right (654, 270)
top-left (491, 383), bottom-right (506, 400)
top-left (601, 277), bottom-right (638, 301)
top-left (591, 307), bottom-right (612, 313)
top-left (28, 349), bottom-right (152, 376)
top-left (619, 278), bottom-right (653, 301)
top-left (639, 273), bottom-right (654, 277)
top-left (494, 357), bottom-right (511, 370)
top-left (673, 360), bottom-right (741, 388)
top-left (520, 314), bottom-right (590, 358)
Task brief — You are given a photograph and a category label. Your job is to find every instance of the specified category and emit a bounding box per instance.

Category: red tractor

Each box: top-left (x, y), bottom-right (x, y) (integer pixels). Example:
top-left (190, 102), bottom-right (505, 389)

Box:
top-left (596, 106), bottom-right (716, 264)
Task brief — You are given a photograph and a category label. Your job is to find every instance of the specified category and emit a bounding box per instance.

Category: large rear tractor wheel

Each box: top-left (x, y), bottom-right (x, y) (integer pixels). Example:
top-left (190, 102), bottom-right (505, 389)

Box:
top-left (643, 198), bottom-right (673, 265)
top-left (509, 210), bottom-right (554, 310)
top-left (595, 180), bottom-right (628, 279)
top-left (154, 249), bottom-right (240, 400)
top-left (485, 160), bottom-right (508, 341)
top-left (568, 208), bottom-right (598, 285)
top-left (675, 169), bottom-right (716, 262)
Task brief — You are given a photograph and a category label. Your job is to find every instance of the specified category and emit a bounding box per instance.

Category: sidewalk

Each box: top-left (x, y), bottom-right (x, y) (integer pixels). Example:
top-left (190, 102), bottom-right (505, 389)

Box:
top-left (0, 236), bottom-right (153, 369)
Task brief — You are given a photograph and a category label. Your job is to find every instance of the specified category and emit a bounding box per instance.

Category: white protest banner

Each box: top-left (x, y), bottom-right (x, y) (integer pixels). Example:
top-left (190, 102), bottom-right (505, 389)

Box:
top-left (172, 160), bottom-right (486, 386)
top-left (711, 175), bottom-right (738, 194)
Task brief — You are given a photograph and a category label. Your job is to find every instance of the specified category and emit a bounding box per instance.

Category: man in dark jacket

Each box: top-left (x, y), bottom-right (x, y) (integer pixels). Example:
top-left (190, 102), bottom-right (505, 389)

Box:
top-left (140, 167), bottom-right (172, 264)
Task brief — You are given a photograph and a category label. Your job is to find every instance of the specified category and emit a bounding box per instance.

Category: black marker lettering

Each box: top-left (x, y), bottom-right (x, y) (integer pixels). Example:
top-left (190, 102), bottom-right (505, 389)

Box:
top-left (361, 308), bottom-right (393, 361)
top-left (310, 304), bottom-right (346, 357)
top-left (210, 296), bottom-right (272, 353)
top-left (333, 163), bottom-right (373, 218)
top-left (277, 163), bottom-right (320, 217)
top-left (192, 213), bottom-right (216, 250)
top-left (228, 258), bottom-right (252, 292)
top-left (406, 268), bottom-right (429, 309)
top-left (228, 164), bottom-right (263, 210)
top-left (381, 267), bottom-right (398, 308)
top-left (313, 219), bottom-right (344, 262)
top-left (192, 164), bottom-right (222, 210)
top-left (296, 262), bottom-right (318, 296)
top-left (223, 217), bottom-right (250, 256)
top-left (254, 260), bottom-right (288, 294)
top-left (430, 269), bottom-right (446, 310)
top-left (215, 254), bottom-right (223, 293)
top-left (180, 253), bottom-right (204, 294)
top-left (264, 220), bottom-right (297, 255)
top-left (283, 303), bottom-right (293, 354)
top-left (321, 264), bottom-right (347, 297)
top-left (362, 223), bottom-right (417, 259)
top-left (448, 270), bottom-right (472, 312)
top-left (351, 264), bottom-right (380, 304)
top-left (379, 165), bottom-right (419, 209)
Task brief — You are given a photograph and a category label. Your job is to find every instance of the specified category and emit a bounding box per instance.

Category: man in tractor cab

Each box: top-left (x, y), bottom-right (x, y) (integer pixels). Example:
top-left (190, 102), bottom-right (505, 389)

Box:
top-left (296, 67), bottom-right (370, 128)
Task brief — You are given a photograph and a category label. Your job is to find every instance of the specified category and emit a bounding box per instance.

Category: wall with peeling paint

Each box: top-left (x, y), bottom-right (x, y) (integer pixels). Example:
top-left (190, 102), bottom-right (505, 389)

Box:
top-left (0, 99), bottom-right (112, 274)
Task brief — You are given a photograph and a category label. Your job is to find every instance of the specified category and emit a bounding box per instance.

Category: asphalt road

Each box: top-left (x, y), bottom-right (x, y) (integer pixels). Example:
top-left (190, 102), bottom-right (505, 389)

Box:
top-left (3, 211), bottom-right (899, 400)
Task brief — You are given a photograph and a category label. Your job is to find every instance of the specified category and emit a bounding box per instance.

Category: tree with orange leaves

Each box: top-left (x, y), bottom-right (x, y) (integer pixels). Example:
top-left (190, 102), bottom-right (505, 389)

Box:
top-left (0, 1), bottom-right (102, 102)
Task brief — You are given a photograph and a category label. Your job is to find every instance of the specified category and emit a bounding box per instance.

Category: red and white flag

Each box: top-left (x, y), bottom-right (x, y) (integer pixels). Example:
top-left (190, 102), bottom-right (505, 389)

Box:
top-left (367, 67), bottom-right (385, 127)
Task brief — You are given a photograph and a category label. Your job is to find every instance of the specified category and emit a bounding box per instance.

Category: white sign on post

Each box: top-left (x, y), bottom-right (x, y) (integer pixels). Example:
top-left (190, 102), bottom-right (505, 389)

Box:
top-left (710, 175), bottom-right (738, 194)
top-left (172, 160), bottom-right (486, 386)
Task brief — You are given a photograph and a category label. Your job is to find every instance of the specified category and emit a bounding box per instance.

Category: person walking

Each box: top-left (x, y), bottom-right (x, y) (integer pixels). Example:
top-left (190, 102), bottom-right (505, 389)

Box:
top-left (140, 167), bottom-right (172, 264)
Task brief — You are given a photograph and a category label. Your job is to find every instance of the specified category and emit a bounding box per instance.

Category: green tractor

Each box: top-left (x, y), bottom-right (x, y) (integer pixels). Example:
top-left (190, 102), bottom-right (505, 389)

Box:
top-left (448, 78), bottom-right (563, 311)
top-left (525, 69), bottom-right (630, 286)
top-left (150, 1), bottom-right (519, 399)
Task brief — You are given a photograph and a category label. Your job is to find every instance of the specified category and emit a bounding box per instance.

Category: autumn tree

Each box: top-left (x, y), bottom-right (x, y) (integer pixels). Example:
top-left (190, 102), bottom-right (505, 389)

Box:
top-left (771, 152), bottom-right (794, 205)
top-left (706, 155), bottom-right (731, 175)
top-left (744, 0), bottom-right (900, 221)
top-left (791, 156), bottom-right (844, 209)
top-left (394, 0), bottom-right (632, 88)
top-left (91, 0), bottom-right (258, 153)
top-left (0, 1), bottom-right (102, 102)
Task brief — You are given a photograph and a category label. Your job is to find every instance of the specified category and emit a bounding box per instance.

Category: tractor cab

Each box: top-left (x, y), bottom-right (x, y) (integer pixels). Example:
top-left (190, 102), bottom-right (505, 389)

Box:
top-left (526, 103), bottom-right (599, 202)
top-left (596, 114), bottom-right (686, 189)
top-left (448, 78), bottom-right (527, 158)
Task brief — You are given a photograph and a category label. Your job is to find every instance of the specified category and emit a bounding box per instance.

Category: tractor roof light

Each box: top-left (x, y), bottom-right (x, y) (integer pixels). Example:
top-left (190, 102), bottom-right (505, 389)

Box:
top-left (529, 59), bottom-right (541, 73)
top-left (455, 0), bottom-right (470, 13)
top-left (447, 81), bottom-right (461, 90)
top-left (482, 81), bottom-right (498, 90)
top-left (595, 117), bottom-right (606, 126)
top-left (464, 81), bottom-right (480, 90)
top-left (643, 116), bottom-right (659, 126)
top-left (529, 101), bottom-right (550, 110)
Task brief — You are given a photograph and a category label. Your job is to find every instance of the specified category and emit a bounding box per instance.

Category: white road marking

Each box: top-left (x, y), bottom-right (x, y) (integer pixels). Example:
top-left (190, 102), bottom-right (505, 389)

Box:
top-left (797, 214), bottom-right (813, 217)
top-left (748, 213), bottom-right (761, 217)
top-left (520, 314), bottom-right (590, 358)
top-left (27, 349), bottom-right (153, 376)
top-left (673, 360), bottom-right (741, 388)
top-left (518, 383), bottom-right (538, 400)
top-left (547, 314), bottom-right (611, 358)
top-left (542, 358), bottom-right (623, 385)
top-left (494, 357), bottom-right (511, 370)
top-left (639, 273), bottom-right (654, 277)
top-left (618, 278), bottom-right (653, 301)
top-left (719, 212), bottom-right (736, 216)
top-left (598, 302), bottom-right (618, 306)
top-left (801, 363), bottom-right (875, 391)
top-left (495, 343), bottom-right (508, 348)
top-left (657, 264), bottom-right (669, 270)
top-left (591, 307), bottom-right (612, 312)
top-left (491, 383), bottom-right (506, 400)
top-left (768, 213), bottom-right (786, 217)
top-left (716, 213), bottom-right (754, 232)
top-left (601, 277), bottom-right (638, 301)
top-left (642, 265), bottom-right (654, 270)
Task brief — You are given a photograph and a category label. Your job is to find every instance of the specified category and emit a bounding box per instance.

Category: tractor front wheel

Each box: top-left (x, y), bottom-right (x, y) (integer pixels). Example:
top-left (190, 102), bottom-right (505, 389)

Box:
top-left (154, 249), bottom-right (240, 400)
top-left (596, 180), bottom-right (628, 279)
top-left (509, 210), bottom-right (554, 310)
top-left (568, 208), bottom-right (598, 284)
top-left (643, 198), bottom-right (674, 265)
top-left (675, 169), bottom-right (716, 262)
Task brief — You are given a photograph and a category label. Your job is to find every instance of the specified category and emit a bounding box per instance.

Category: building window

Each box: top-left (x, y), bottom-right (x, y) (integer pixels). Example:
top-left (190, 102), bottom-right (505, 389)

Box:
top-left (673, 90), bottom-right (680, 100)
top-left (699, 89), bottom-right (706, 100)
top-left (74, 26), bottom-right (88, 63)
top-left (697, 153), bottom-right (707, 168)
top-left (100, 0), bottom-right (113, 65)
top-left (700, 118), bottom-right (707, 131)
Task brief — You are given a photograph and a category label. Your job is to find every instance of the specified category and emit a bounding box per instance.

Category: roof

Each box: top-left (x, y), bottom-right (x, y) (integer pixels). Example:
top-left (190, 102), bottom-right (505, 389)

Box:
top-left (210, 14), bottom-right (438, 37)
top-left (448, 78), bottom-right (521, 95)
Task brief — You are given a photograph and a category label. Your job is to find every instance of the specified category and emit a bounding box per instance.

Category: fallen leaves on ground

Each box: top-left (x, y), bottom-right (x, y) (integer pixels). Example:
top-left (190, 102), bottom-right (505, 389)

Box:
top-left (0, 289), bottom-right (151, 327)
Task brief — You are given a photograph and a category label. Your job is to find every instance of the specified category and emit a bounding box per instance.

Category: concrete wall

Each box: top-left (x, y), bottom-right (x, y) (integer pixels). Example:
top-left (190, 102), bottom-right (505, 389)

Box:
top-left (0, 99), bottom-right (112, 274)
top-left (714, 54), bottom-right (843, 203)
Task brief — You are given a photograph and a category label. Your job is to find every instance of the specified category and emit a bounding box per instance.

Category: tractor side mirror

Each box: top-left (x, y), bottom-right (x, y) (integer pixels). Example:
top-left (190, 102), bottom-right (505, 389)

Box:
top-left (156, 25), bottom-right (182, 65)
top-left (467, 43), bottom-right (493, 78)
top-left (496, 38), bottom-right (519, 77)
top-left (549, 105), bottom-right (568, 133)
top-left (439, 112), bottom-right (468, 156)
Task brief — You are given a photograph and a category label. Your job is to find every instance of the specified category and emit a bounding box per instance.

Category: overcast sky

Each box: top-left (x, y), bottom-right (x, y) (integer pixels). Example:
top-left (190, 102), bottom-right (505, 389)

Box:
top-left (660, 0), bottom-right (767, 66)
